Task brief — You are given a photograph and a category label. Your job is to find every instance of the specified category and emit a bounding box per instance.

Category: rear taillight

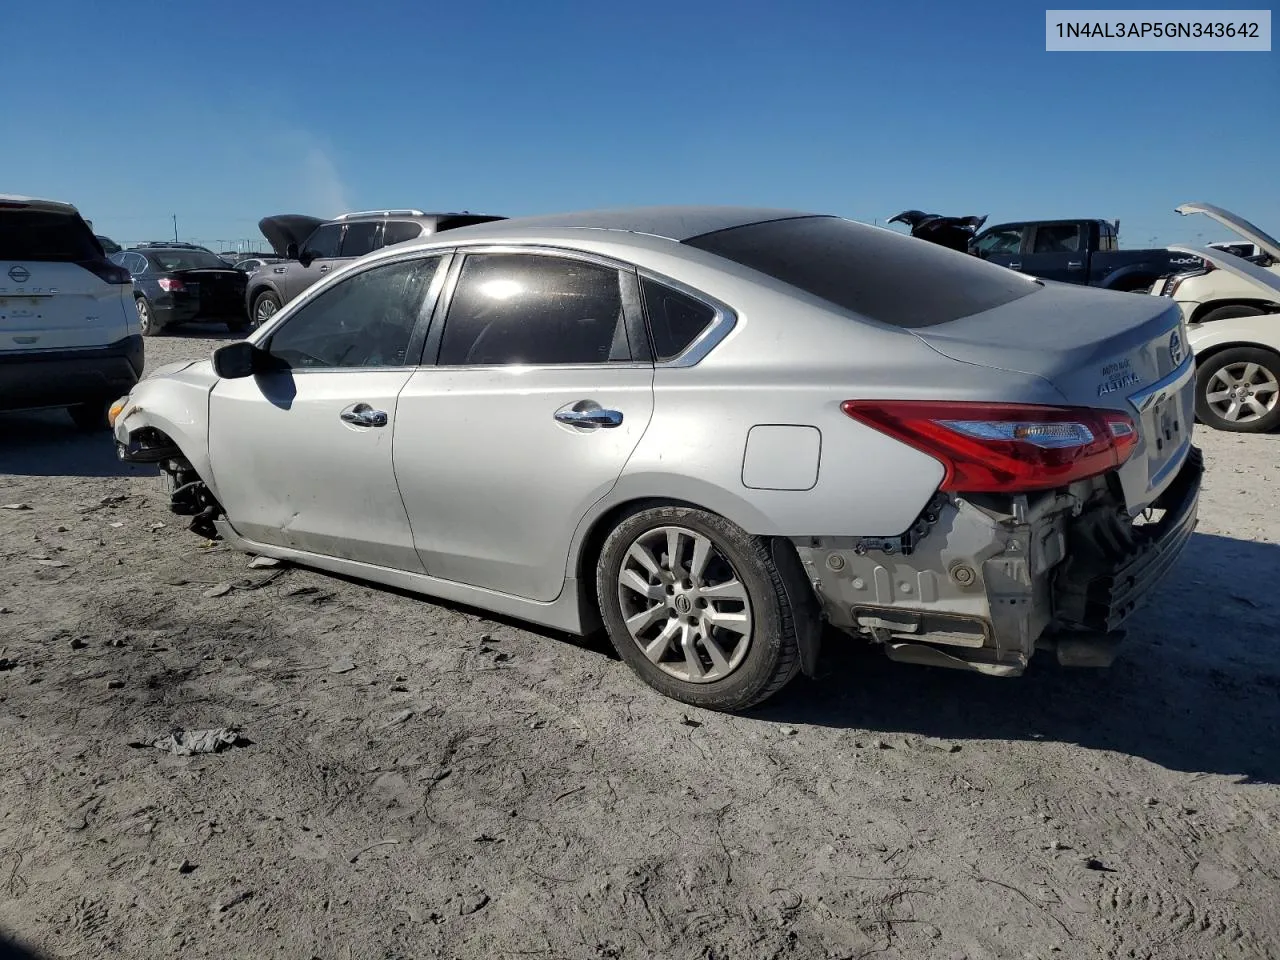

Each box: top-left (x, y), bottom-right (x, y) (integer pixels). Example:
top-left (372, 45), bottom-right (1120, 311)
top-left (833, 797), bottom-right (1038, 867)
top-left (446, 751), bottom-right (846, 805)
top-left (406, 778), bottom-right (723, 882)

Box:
top-left (79, 259), bottom-right (132, 285)
top-left (158, 278), bottom-right (185, 292)
top-left (841, 400), bottom-right (1139, 494)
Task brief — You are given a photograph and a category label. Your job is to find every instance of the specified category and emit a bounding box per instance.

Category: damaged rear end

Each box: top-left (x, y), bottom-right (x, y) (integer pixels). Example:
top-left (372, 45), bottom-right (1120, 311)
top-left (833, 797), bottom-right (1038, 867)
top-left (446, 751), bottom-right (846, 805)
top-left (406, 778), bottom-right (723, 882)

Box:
top-left (800, 285), bottom-right (1202, 676)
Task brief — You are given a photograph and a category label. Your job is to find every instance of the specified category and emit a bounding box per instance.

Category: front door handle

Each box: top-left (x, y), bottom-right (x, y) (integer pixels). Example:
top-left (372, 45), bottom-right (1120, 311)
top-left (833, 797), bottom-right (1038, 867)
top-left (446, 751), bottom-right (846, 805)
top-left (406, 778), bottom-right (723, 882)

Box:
top-left (1067, 260), bottom-right (1083, 270)
top-left (555, 407), bottom-right (623, 428)
top-left (319, 265), bottom-right (330, 273)
top-left (1009, 261), bottom-right (1022, 270)
top-left (340, 402), bottom-right (388, 428)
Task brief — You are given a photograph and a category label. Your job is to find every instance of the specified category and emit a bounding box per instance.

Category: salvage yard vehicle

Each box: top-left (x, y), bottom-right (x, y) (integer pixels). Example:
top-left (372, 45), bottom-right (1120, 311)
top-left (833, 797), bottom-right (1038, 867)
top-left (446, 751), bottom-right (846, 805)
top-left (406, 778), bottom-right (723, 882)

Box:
top-left (969, 217), bottom-right (1202, 291)
top-left (110, 245), bottom-right (249, 336)
top-left (1152, 203), bottom-right (1280, 433)
top-left (1, 194), bottom-right (142, 430)
top-left (888, 210), bottom-right (988, 252)
top-left (111, 207), bottom-right (1202, 711)
top-left (247, 209), bottom-right (506, 328)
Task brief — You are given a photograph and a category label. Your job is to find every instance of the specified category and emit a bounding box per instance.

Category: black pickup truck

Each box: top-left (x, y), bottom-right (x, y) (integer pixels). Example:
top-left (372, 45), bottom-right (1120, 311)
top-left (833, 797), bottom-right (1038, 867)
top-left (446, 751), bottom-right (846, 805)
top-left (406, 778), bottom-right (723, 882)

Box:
top-left (967, 218), bottom-right (1203, 292)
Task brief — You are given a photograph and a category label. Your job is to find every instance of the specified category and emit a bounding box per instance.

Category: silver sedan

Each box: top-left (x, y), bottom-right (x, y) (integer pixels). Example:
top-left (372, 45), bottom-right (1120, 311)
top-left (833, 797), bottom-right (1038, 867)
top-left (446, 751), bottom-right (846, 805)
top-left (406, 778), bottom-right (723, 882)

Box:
top-left (111, 207), bottom-right (1203, 711)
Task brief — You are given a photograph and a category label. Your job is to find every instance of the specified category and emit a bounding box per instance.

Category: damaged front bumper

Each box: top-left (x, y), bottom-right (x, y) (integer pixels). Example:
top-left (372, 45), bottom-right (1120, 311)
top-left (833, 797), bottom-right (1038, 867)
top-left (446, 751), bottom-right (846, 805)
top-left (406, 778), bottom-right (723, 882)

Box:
top-left (793, 447), bottom-right (1204, 676)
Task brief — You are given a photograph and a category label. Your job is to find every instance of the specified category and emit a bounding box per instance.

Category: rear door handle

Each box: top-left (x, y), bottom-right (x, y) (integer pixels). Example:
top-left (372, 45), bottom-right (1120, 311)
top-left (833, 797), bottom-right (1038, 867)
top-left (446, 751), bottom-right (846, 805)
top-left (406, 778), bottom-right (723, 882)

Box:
top-left (1067, 261), bottom-right (1083, 270)
top-left (319, 265), bottom-right (330, 273)
top-left (1009, 262), bottom-right (1022, 270)
top-left (555, 408), bottom-right (623, 428)
top-left (340, 402), bottom-right (388, 428)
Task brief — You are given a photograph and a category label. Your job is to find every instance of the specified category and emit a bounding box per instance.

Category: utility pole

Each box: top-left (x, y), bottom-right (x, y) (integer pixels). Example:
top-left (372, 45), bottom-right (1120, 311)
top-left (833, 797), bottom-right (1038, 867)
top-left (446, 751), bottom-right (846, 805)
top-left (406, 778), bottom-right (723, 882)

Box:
top-left (172, 214), bottom-right (178, 242)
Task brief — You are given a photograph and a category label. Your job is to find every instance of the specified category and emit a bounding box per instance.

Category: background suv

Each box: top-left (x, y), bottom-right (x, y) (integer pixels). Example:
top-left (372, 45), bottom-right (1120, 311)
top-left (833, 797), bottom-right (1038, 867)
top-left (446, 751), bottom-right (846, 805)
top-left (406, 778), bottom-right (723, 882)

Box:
top-left (0, 194), bottom-right (141, 430)
top-left (246, 209), bottom-right (505, 328)
top-left (110, 243), bottom-right (249, 336)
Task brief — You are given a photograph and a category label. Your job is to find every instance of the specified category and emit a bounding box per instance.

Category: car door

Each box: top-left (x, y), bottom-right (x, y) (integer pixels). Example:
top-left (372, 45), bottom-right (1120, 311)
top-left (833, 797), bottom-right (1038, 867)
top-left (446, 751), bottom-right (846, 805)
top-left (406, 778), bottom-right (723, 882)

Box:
top-left (289, 222), bottom-right (344, 301)
top-left (1020, 222), bottom-right (1086, 282)
top-left (970, 223), bottom-right (1027, 271)
top-left (206, 252), bottom-right (448, 570)
top-left (394, 249), bottom-right (655, 602)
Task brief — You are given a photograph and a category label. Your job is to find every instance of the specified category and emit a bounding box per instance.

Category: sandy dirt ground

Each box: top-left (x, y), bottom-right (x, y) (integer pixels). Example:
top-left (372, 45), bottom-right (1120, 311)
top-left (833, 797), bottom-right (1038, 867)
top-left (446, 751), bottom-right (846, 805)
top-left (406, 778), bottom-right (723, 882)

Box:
top-left (1, 327), bottom-right (1278, 960)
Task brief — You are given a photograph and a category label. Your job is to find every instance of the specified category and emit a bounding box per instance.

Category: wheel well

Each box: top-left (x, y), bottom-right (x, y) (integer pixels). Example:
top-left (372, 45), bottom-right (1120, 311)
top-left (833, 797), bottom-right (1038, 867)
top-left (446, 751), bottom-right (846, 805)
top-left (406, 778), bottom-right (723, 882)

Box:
top-left (1189, 300), bottom-right (1278, 324)
top-left (1195, 340), bottom-right (1280, 368)
top-left (248, 283), bottom-right (279, 305)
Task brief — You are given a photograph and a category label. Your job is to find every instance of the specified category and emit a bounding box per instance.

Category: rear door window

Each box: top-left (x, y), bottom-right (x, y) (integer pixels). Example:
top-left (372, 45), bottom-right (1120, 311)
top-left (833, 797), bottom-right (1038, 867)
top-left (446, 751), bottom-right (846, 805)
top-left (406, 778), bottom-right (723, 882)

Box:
top-left (685, 216), bottom-right (1038, 329)
top-left (340, 221), bottom-right (381, 258)
top-left (0, 209), bottom-right (100, 261)
top-left (437, 254), bottom-right (631, 366)
top-left (1032, 224), bottom-right (1082, 254)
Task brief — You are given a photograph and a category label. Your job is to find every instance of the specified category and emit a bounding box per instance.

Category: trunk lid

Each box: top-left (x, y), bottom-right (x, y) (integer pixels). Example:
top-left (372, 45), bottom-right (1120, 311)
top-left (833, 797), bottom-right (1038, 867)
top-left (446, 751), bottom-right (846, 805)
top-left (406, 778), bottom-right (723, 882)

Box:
top-left (912, 282), bottom-right (1193, 513)
top-left (1175, 203), bottom-right (1280, 262)
top-left (1168, 243), bottom-right (1280, 298)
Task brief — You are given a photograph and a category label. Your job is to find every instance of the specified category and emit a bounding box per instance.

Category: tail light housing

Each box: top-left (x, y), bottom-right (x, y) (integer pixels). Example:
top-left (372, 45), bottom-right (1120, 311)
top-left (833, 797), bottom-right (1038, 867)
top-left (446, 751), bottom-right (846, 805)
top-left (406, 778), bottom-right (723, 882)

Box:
top-left (157, 277), bottom-right (185, 292)
top-left (842, 400), bottom-right (1139, 494)
top-left (78, 259), bottom-right (133, 285)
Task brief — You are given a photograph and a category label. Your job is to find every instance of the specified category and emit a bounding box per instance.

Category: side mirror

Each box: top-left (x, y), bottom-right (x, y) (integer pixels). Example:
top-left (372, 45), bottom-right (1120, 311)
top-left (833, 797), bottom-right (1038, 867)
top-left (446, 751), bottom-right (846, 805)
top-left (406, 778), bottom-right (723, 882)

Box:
top-left (285, 242), bottom-right (300, 260)
top-left (212, 340), bottom-right (262, 380)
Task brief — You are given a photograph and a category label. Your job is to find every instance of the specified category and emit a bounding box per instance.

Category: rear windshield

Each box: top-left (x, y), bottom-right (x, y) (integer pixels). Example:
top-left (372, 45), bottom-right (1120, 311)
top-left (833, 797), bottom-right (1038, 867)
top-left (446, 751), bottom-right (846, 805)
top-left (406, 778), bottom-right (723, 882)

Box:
top-left (0, 209), bottom-right (102, 262)
top-left (684, 216), bottom-right (1039, 328)
top-left (145, 250), bottom-right (231, 271)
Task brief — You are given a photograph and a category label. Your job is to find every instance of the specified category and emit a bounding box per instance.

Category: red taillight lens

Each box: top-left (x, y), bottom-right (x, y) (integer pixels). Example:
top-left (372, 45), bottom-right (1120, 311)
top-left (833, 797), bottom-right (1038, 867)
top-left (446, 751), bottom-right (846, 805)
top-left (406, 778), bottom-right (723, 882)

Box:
top-left (79, 259), bottom-right (133, 285)
top-left (841, 400), bottom-right (1139, 493)
top-left (158, 277), bottom-right (185, 292)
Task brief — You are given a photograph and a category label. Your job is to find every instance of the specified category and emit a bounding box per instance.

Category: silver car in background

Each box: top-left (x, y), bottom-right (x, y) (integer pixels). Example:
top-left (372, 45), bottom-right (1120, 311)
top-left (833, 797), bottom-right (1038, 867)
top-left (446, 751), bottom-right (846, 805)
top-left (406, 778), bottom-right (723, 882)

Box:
top-left (111, 207), bottom-right (1202, 711)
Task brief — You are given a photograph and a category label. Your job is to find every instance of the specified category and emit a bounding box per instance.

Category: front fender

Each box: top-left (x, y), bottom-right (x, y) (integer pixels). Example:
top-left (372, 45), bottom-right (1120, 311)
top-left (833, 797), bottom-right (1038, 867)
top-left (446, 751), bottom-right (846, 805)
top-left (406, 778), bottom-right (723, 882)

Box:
top-left (112, 364), bottom-right (218, 497)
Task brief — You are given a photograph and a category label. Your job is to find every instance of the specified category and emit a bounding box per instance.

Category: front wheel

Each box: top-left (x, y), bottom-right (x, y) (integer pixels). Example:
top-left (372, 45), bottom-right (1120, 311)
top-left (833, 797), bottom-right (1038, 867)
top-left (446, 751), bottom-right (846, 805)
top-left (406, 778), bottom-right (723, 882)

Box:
top-left (251, 290), bottom-right (281, 329)
top-left (1195, 346), bottom-right (1280, 433)
top-left (596, 505), bottom-right (804, 711)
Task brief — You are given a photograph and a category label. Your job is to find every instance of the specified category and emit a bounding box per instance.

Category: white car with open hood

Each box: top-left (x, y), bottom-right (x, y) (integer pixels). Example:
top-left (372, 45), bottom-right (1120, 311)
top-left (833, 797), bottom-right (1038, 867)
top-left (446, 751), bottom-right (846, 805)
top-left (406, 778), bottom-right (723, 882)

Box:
top-left (1152, 202), bottom-right (1280, 433)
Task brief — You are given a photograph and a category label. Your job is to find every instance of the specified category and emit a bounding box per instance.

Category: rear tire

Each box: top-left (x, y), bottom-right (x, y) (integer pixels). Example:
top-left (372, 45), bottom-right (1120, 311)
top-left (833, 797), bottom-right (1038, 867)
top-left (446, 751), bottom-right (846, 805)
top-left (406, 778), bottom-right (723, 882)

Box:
top-left (595, 505), bottom-right (805, 712)
top-left (135, 297), bottom-right (163, 337)
top-left (1195, 345), bottom-right (1280, 433)
top-left (67, 399), bottom-right (110, 432)
top-left (226, 318), bottom-right (249, 334)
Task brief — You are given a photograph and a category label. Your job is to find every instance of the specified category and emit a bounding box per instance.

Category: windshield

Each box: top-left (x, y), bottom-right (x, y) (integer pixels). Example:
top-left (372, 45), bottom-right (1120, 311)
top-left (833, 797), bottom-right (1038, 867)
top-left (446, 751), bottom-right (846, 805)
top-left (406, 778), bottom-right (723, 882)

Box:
top-left (146, 249), bottom-right (232, 271)
top-left (685, 216), bottom-right (1040, 328)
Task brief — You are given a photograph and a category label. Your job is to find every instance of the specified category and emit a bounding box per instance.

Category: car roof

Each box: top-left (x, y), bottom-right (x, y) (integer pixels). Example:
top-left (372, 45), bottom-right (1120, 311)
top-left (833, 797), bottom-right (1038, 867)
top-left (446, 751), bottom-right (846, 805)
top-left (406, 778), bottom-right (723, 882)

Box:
top-left (0, 193), bottom-right (82, 215)
top-left (434, 206), bottom-right (821, 243)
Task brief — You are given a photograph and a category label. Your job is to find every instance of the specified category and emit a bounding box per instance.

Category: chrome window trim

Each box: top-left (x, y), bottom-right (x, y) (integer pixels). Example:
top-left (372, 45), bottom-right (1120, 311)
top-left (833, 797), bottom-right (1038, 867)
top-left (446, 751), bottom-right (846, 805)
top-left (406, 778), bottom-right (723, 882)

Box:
top-left (636, 269), bottom-right (738, 368)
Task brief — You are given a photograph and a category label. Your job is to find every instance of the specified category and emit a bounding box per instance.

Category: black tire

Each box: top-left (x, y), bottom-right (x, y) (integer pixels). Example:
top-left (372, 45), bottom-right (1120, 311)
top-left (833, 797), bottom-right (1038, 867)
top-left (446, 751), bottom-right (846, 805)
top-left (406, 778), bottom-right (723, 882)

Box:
top-left (135, 296), bottom-right (164, 337)
top-left (226, 318), bottom-right (249, 334)
top-left (251, 290), bottom-right (281, 329)
top-left (1195, 345), bottom-right (1280, 434)
top-left (1198, 304), bottom-right (1266, 325)
top-left (596, 505), bottom-right (806, 712)
top-left (67, 399), bottom-right (110, 432)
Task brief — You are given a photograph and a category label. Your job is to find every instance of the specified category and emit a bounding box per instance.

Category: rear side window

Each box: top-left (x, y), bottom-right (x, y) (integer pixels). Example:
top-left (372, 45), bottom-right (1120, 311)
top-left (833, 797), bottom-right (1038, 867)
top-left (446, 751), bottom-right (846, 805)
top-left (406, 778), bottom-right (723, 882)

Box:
top-left (382, 221), bottom-right (423, 246)
top-left (640, 279), bottom-right (716, 360)
top-left (0, 210), bottom-right (101, 261)
top-left (340, 221), bottom-right (381, 258)
top-left (685, 216), bottom-right (1038, 329)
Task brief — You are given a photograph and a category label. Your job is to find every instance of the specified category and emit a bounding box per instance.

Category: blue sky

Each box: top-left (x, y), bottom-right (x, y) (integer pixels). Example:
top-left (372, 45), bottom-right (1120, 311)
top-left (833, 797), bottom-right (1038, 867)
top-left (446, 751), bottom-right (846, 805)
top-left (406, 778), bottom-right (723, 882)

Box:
top-left (5, 1), bottom-right (1276, 251)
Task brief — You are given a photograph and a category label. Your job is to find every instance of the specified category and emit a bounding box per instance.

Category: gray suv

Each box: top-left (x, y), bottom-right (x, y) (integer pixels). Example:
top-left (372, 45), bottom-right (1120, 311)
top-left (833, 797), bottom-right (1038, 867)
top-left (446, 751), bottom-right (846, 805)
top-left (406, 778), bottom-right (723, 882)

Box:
top-left (247, 209), bottom-right (505, 327)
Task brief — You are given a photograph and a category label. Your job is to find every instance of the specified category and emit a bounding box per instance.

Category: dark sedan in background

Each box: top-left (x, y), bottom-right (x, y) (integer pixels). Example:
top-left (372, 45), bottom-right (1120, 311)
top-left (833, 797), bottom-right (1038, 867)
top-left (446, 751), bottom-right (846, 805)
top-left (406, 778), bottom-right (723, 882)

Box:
top-left (110, 243), bottom-right (249, 335)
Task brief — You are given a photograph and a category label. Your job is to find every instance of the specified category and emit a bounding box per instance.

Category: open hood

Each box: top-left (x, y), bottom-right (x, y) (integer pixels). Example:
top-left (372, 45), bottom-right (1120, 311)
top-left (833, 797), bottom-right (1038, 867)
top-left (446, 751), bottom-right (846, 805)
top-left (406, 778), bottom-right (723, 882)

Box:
top-left (888, 210), bottom-right (988, 253)
top-left (1169, 244), bottom-right (1280, 300)
top-left (1175, 203), bottom-right (1280, 262)
top-left (257, 214), bottom-right (325, 257)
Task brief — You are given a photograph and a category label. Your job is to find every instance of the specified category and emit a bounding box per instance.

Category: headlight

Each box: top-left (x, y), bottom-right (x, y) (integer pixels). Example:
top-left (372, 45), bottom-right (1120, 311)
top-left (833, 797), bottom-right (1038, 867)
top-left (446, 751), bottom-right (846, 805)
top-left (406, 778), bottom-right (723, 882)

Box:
top-left (107, 396), bottom-right (130, 427)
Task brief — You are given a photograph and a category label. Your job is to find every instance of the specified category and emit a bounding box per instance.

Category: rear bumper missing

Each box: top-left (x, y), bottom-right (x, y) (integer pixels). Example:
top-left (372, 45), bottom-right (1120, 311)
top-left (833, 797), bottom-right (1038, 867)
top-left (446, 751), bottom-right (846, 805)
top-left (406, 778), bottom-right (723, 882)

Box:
top-left (793, 447), bottom-right (1203, 676)
top-left (0, 335), bottom-right (143, 411)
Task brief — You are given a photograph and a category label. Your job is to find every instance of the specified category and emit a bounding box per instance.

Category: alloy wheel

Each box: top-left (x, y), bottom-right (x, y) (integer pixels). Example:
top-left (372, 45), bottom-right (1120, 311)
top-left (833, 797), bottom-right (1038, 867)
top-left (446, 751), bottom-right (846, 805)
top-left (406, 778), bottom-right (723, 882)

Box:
top-left (1204, 361), bottom-right (1280, 423)
top-left (616, 525), bottom-right (754, 683)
